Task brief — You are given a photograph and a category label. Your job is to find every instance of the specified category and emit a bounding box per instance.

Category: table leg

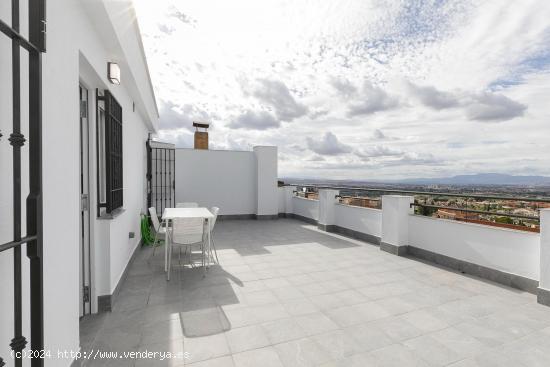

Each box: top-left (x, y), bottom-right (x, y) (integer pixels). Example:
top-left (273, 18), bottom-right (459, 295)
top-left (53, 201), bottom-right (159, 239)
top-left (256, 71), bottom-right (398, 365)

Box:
top-left (202, 219), bottom-right (208, 277)
top-left (208, 218), bottom-right (212, 267)
top-left (164, 219), bottom-right (168, 272)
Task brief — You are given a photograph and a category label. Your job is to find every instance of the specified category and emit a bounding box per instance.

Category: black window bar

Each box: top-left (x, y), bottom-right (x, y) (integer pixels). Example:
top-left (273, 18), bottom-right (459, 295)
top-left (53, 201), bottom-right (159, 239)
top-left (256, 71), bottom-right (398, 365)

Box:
top-left (97, 90), bottom-right (123, 213)
top-left (146, 136), bottom-right (175, 215)
top-left (0, 0), bottom-right (46, 367)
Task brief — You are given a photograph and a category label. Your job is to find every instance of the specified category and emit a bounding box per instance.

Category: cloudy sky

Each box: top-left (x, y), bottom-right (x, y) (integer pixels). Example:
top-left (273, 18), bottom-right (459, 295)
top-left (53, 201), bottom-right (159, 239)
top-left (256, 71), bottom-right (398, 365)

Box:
top-left (134, 0), bottom-right (550, 180)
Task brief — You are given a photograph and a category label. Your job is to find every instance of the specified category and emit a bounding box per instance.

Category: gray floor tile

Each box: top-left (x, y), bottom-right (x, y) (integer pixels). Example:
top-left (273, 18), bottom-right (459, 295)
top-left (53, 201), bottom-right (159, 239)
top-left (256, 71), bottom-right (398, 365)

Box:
top-left (78, 219), bottom-right (550, 367)
top-left (294, 312), bottom-right (339, 336)
top-left (225, 325), bottom-right (271, 353)
top-left (188, 356), bottom-right (235, 367)
top-left (262, 317), bottom-right (307, 344)
top-left (274, 338), bottom-right (332, 367)
top-left (232, 347), bottom-right (284, 367)
top-left (184, 334), bottom-right (231, 364)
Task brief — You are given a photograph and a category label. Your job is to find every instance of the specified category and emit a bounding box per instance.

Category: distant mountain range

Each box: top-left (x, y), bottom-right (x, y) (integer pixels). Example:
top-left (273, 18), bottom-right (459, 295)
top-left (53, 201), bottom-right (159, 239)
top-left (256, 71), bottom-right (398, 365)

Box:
top-left (395, 173), bottom-right (550, 186)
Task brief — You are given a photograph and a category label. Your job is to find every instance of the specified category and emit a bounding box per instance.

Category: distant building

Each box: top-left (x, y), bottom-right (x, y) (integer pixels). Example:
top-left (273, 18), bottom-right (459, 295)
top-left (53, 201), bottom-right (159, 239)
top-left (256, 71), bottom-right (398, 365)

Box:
top-left (341, 196), bottom-right (381, 209)
top-left (512, 208), bottom-right (536, 217)
top-left (305, 192), bottom-right (319, 200)
top-left (436, 209), bottom-right (479, 220)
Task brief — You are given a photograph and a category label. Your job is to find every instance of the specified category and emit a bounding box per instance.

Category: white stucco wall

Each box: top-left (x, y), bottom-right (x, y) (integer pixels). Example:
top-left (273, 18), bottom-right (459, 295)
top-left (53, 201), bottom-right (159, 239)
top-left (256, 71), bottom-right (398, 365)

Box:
top-left (106, 105), bottom-right (149, 294)
top-left (174, 148), bottom-right (278, 216)
top-left (334, 204), bottom-right (382, 238)
top-left (292, 197), bottom-right (319, 221)
top-left (0, 0), bottom-right (156, 365)
top-left (175, 149), bottom-right (257, 215)
top-left (408, 215), bottom-right (540, 280)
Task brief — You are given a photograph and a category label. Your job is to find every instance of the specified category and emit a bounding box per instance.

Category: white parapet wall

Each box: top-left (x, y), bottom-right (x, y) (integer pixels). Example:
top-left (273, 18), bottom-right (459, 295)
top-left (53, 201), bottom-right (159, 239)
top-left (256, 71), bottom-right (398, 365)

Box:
top-left (409, 215), bottom-right (540, 281)
top-left (278, 188), bottom-right (543, 294)
top-left (334, 204), bottom-right (382, 239)
top-left (175, 147), bottom-right (278, 217)
top-left (292, 196), bottom-right (320, 222)
top-left (539, 209), bottom-right (550, 305)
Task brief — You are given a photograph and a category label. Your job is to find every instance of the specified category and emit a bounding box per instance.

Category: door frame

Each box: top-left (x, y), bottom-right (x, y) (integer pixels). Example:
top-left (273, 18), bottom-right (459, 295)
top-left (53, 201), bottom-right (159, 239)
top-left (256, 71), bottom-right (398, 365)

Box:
top-left (79, 83), bottom-right (92, 316)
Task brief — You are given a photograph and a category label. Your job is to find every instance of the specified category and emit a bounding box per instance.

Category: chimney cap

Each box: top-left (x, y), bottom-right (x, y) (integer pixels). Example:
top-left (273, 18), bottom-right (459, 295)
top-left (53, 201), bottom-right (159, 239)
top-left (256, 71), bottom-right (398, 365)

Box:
top-left (193, 122), bottom-right (210, 129)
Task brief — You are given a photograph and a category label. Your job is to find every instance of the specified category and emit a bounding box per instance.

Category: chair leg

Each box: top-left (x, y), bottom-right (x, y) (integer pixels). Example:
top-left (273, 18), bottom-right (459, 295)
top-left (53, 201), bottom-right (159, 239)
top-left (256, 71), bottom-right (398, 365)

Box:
top-left (167, 240), bottom-right (172, 281)
top-left (148, 231), bottom-right (159, 263)
top-left (188, 246), bottom-right (193, 268)
top-left (211, 235), bottom-right (219, 264)
top-left (203, 239), bottom-right (207, 277)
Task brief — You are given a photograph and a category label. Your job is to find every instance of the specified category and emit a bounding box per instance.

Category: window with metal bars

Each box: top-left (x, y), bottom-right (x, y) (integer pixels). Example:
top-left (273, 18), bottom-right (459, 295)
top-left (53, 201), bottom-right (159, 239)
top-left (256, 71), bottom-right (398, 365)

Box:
top-left (97, 89), bottom-right (123, 215)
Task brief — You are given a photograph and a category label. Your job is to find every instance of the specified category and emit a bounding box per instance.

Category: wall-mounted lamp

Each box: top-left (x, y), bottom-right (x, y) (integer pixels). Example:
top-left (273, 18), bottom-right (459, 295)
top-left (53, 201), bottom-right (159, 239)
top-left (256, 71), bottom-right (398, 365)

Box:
top-left (108, 62), bottom-right (120, 85)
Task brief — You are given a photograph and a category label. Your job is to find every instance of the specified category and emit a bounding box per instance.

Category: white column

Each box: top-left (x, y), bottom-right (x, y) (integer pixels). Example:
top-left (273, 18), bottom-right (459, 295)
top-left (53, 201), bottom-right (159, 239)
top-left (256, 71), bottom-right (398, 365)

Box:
top-left (253, 146), bottom-right (278, 218)
top-left (283, 185), bottom-right (296, 215)
top-left (538, 209), bottom-right (550, 306)
top-left (381, 195), bottom-right (414, 256)
top-left (318, 189), bottom-right (339, 231)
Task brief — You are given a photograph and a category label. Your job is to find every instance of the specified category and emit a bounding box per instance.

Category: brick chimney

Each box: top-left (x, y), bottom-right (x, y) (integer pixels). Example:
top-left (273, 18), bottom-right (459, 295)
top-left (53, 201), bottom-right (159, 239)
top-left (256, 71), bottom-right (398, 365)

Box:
top-left (193, 122), bottom-right (209, 149)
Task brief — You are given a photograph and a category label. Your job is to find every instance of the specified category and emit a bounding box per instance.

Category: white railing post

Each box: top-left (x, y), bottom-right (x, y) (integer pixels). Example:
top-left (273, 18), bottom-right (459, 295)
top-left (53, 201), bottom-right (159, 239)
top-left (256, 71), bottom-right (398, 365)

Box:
top-left (539, 209), bottom-right (550, 306)
top-left (381, 195), bottom-right (414, 256)
top-left (318, 189), bottom-right (339, 231)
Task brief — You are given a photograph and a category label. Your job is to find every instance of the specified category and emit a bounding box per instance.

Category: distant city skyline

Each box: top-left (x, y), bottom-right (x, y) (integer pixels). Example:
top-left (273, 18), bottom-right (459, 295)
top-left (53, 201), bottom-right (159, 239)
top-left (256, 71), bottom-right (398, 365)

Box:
top-left (135, 0), bottom-right (550, 179)
top-left (282, 172), bottom-right (550, 186)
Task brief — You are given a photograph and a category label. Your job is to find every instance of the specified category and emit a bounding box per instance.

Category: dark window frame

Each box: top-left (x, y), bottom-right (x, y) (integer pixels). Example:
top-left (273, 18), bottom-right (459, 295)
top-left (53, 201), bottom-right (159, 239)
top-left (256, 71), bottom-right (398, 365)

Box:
top-left (96, 89), bottom-right (123, 215)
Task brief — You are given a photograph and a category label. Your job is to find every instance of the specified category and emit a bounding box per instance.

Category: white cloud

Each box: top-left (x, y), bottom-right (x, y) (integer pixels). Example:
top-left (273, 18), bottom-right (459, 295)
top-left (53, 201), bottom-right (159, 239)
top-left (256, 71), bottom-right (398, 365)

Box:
top-left (135, 0), bottom-right (550, 179)
top-left (306, 132), bottom-right (352, 156)
top-left (357, 145), bottom-right (403, 158)
top-left (390, 152), bottom-right (444, 166)
top-left (465, 92), bottom-right (527, 122)
top-left (156, 129), bottom-right (193, 148)
top-left (405, 82), bottom-right (527, 122)
top-left (407, 83), bottom-right (460, 110)
top-left (347, 82), bottom-right (400, 116)
top-left (248, 79), bottom-right (308, 122)
top-left (228, 110), bottom-right (280, 130)
top-left (211, 136), bottom-right (252, 151)
top-left (373, 129), bottom-right (386, 140)
top-left (158, 100), bottom-right (210, 131)
top-left (329, 77), bottom-right (357, 98)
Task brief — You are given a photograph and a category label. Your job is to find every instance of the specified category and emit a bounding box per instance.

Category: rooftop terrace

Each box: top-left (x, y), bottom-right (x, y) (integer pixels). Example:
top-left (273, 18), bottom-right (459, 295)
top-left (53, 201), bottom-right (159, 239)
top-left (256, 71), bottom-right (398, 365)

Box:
top-left (79, 218), bottom-right (550, 367)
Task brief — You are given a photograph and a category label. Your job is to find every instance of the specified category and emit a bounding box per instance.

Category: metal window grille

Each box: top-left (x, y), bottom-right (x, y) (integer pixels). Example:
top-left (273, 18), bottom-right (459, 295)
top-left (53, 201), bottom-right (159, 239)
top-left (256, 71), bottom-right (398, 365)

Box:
top-left (146, 138), bottom-right (175, 215)
top-left (97, 90), bottom-right (123, 213)
top-left (0, 0), bottom-right (46, 366)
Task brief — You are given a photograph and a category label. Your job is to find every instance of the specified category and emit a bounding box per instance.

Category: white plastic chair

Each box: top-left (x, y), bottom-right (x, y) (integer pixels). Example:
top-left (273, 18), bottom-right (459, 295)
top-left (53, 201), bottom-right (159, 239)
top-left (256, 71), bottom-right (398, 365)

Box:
top-left (167, 217), bottom-right (205, 280)
top-left (148, 207), bottom-right (166, 260)
top-left (209, 207), bottom-right (220, 264)
top-left (176, 202), bottom-right (198, 208)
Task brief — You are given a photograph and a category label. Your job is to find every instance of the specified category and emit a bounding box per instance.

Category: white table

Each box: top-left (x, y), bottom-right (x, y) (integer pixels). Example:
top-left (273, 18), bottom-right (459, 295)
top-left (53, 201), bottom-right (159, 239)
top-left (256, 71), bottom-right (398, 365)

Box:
top-left (162, 208), bottom-right (214, 278)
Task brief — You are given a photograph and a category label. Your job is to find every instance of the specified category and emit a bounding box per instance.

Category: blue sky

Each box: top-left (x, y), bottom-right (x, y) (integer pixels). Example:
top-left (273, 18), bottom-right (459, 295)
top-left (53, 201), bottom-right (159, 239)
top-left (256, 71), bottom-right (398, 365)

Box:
top-left (135, 0), bottom-right (550, 179)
